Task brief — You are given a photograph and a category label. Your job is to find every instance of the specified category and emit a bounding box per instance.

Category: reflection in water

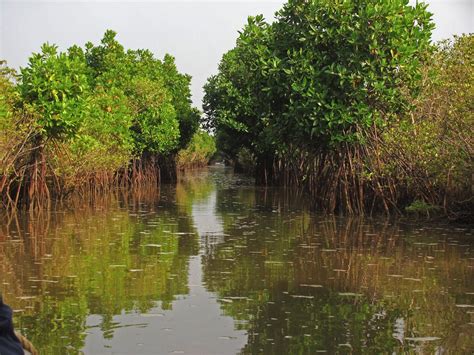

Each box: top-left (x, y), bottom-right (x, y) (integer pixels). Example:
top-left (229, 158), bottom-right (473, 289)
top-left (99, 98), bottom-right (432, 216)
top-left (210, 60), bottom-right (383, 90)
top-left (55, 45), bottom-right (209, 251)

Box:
top-left (0, 167), bottom-right (473, 354)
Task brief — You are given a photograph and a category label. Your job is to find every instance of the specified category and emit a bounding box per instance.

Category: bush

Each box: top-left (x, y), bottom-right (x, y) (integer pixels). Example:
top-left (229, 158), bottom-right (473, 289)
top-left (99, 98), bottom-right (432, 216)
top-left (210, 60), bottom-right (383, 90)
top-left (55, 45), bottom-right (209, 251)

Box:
top-left (0, 30), bottom-right (201, 208)
top-left (176, 130), bottom-right (217, 169)
top-left (204, 0), bottom-right (437, 214)
top-left (381, 34), bottom-right (473, 218)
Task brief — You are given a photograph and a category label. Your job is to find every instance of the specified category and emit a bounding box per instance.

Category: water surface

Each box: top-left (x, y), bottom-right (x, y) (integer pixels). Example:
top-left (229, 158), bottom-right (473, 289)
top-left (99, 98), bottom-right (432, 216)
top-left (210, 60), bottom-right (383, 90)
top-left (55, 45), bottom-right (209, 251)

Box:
top-left (0, 167), bottom-right (473, 354)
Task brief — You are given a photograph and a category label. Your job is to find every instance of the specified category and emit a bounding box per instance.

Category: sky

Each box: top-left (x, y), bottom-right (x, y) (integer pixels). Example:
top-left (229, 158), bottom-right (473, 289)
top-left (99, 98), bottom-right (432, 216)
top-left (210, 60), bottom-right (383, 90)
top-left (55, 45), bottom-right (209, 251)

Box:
top-left (0, 0), bottom-right (473, 108)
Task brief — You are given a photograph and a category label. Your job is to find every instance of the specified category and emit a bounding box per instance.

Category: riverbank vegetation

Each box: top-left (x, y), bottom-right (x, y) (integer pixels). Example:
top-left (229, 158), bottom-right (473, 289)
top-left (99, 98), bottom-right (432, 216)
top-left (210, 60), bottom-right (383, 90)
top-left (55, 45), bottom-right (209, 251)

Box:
top-left (203, 0), bottom-right (473, 219)
top-left (0, 30), bottom-right (217, 210)
top-left (176, 130), bottom-right (217, 169)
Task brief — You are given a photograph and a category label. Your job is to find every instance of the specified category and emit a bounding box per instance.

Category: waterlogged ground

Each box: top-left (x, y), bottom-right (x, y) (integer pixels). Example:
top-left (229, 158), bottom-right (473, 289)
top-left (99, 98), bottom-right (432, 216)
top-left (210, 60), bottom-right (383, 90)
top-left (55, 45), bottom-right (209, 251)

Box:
top-left (0, 167), bottom-right (473, 354)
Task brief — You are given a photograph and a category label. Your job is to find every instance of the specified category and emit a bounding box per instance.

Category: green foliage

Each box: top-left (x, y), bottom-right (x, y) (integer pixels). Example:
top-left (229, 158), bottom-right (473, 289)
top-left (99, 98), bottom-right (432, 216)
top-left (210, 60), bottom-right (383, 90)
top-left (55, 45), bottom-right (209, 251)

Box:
top-left (161, 54), bottom-right (199, 149)
top-left (201, 1), bottom-right (473, 217)
top-left (84, 31), bottom-right (197, 155)
top-left (126, 76), bottom-right (179, 154)
top-left (405, 200), bottom-right (440, 214)
top-left (236, 147), bottom-right (256, 173)
top-left (382, 34), bottom-right (473, 216)
top-left (1, 30), bottom-right (201, 205)
top-left (0, 63), bottom-right (15, 175)
top-left (204, 0), bottom-right (434, 155)
top-left (89, 31), bottom-right (200, 160)
top-left (0, 61), bottom-right (36, 179)
top-left (19, 43), bottom-right (90, 140)
top-left (0, 61), bottom-right (16, 130)
top-left (178, 107), bottom-right (201, 150)
top-left (177, 130), bottom-right (217, 168)
top-left (53, 86), bottom-right (134, 177)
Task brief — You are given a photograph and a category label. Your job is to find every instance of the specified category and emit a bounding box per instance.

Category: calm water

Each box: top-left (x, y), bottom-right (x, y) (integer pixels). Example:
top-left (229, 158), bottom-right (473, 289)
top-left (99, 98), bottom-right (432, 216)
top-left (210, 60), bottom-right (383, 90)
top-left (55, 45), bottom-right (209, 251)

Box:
top-left (1, 167), bottom-right (473, 354)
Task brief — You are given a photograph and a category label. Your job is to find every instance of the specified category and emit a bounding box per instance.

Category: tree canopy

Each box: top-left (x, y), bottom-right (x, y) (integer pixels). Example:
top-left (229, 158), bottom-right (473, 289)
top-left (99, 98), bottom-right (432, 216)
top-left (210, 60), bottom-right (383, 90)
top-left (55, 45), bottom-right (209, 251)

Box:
top-left (0, 30), bottom-right (204, 207)
top-left (204, 0), bottom-right (434, 157)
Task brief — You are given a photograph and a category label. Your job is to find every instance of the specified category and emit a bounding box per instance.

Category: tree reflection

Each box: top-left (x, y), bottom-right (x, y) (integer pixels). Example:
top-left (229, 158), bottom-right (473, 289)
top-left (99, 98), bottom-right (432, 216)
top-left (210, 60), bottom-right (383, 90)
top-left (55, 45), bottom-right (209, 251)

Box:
top-left (202, 187), bottom-right (474, 353)
top-left (0, 169), bottom-right (472, 354)
top-left (0, 187), bottom-right (199, 354)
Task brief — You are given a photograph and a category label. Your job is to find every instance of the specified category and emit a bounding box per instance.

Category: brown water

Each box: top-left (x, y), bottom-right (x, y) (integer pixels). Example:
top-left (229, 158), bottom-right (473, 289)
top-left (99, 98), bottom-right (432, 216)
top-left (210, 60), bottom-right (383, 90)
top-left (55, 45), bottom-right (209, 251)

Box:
top-left (0, 167), bottom-right (473, 354)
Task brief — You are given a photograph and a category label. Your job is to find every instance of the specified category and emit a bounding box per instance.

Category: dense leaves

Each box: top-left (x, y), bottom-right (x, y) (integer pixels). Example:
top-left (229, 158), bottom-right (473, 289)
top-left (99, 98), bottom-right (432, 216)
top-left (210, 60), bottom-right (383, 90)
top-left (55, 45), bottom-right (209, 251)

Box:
top-left (176, 130), bottom-right (217, 169)
top-left (203, 0), bottom-right (472, 217)
top-left (19, 44), bottom-right (90, 140)
top-left (83, 30), bottom-right (193, 156)
top-left (0, 30), bottom-right (203, 207)
top-left (381, 34), bottom-right (474, 218)
top-left (204, 0), bottom-right (434, 156)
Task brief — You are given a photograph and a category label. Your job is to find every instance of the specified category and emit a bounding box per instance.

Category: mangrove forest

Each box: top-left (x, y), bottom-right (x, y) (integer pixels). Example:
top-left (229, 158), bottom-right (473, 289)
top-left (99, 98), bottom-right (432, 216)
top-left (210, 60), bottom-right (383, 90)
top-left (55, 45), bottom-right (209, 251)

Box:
top-left (203, 0), bottom-right (473, 220)
top-left (0, 30), bottom-right (215, 210)
top-left (0, 0), bottom-right (473, 354)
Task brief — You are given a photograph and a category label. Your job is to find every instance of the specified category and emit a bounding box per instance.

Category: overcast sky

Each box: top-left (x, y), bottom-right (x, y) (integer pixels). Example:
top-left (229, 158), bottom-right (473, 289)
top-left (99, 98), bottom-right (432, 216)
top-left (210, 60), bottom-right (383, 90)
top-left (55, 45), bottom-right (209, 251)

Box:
top-left (1, 0), bottom-right (472, 108)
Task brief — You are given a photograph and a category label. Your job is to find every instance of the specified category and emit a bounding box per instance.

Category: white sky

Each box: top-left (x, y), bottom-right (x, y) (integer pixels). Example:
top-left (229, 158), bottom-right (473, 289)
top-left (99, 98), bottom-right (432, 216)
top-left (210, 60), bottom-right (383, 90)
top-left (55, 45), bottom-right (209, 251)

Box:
top-left (0, 0), bottom-right (473, 108)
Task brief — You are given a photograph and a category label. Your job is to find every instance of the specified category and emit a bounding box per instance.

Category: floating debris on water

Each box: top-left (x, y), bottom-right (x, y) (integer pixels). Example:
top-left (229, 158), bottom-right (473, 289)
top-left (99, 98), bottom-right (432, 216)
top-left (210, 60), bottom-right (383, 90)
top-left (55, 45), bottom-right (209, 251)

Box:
top-left (290, 295), bottom-right (315, 299)
top-left (141, 313), bottom-right (165, 317)
top-left (338, 292), bottom-right (362, 297)
top-left (219, 299), bottom-right (233, 303)
top-left (403, 278), bottom-right (422, 282)
top-left (405, 337), bottom-right (441, 342)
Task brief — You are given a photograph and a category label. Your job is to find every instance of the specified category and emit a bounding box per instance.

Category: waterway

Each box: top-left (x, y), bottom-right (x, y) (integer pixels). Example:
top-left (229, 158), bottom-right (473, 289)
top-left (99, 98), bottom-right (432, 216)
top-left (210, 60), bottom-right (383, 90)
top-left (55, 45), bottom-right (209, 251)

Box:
top-left (0, 167), bottom-right (473, 354)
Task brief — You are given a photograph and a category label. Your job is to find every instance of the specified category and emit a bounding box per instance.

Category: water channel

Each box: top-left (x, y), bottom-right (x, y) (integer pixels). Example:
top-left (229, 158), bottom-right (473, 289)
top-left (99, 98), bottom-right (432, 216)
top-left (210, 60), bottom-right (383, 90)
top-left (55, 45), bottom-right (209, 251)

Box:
top-left (1, 167), bottom-right (473, 354)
